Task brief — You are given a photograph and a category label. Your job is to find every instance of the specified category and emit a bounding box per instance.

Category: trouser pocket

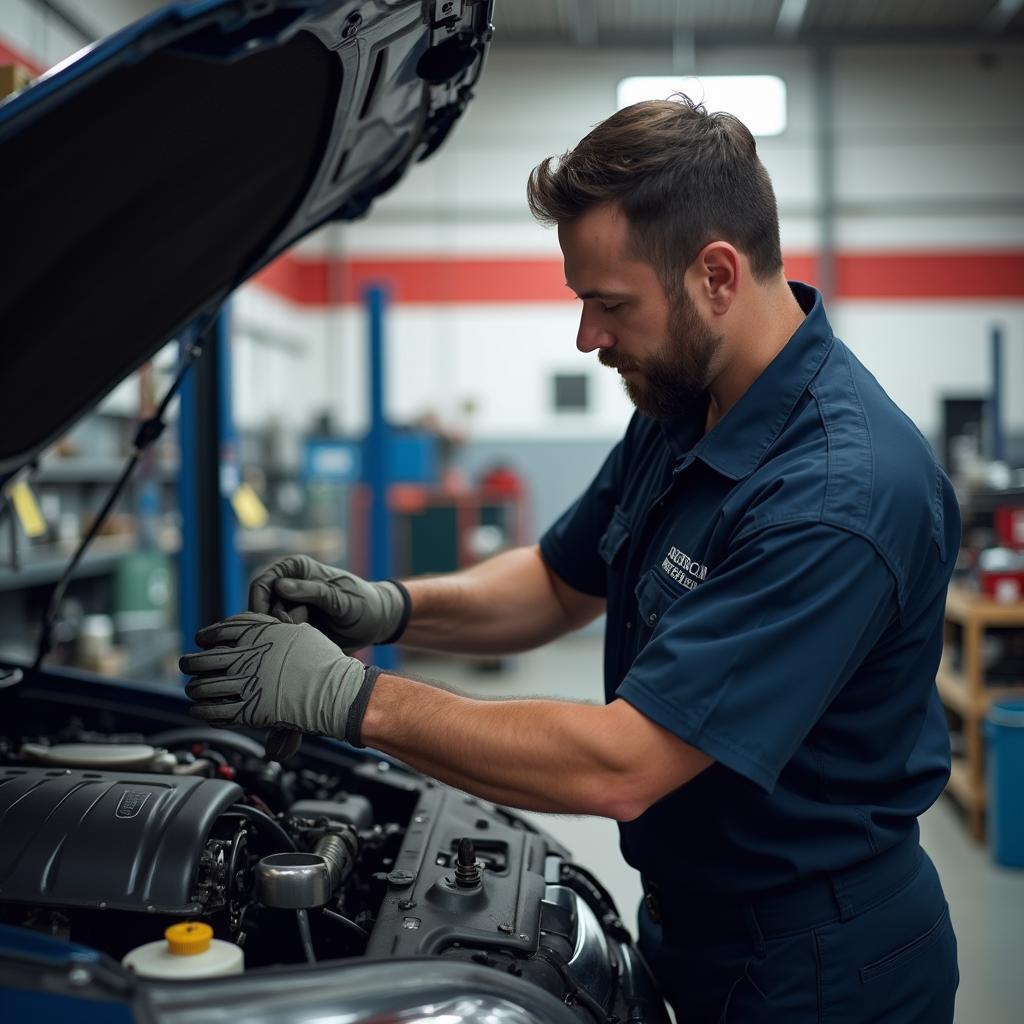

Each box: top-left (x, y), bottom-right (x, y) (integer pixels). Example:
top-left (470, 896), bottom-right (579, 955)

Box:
top-left (859, 904), bottom-right (953, 983)
top-left (815, 852), bottom-right (959, 1023)
top-left (637, 853), bottom-right (959, 1024)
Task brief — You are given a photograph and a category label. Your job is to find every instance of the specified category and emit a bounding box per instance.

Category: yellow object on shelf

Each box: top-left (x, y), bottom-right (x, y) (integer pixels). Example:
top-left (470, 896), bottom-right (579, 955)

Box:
top-left (231, 482), bottom-right (270, 529)
top-left (10, 480), bottom-right (46, 538)
top-left (165, 921), bottom-right (213, 955)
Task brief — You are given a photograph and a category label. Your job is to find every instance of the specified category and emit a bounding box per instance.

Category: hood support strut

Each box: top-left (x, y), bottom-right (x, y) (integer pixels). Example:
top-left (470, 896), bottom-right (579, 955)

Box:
top-left (29, 317), bottom-right (214, 676)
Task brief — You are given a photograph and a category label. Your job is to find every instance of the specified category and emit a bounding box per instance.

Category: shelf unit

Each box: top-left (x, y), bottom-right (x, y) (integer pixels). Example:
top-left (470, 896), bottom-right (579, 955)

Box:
top-left (938, 584), bottom-right (1024, 840)
top-left (347, 484), bottom-right (527, 579)
top-left (0, 536), bottom-right (139, 592)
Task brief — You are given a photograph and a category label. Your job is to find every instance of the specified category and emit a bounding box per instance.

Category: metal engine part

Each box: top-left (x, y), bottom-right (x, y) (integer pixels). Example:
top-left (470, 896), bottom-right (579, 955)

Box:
top-left (258, 854), bottom-right (334, 910)
top-left (540, 884), bottom-right (613, 1009)
top-left (19, 742), bottom-right (178, 773)
top-left (0, 767), bottom-right (242, 914)
top-left (258, 827), bottom-right (359, 909)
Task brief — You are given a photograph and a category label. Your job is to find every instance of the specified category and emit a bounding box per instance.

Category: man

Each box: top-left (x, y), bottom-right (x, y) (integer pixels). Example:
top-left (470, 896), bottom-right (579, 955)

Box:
top-left (181, 97), bottom-right (960, 1022)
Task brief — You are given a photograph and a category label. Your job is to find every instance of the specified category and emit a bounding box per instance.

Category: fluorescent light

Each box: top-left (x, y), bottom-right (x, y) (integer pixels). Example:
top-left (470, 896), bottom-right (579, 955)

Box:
top-left (617, 75), bottom-right (787, 136)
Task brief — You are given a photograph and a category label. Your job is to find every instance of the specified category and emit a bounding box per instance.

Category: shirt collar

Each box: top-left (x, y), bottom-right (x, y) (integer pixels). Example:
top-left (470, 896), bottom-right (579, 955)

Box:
top-left (659, 281), bottom-right (834, 480)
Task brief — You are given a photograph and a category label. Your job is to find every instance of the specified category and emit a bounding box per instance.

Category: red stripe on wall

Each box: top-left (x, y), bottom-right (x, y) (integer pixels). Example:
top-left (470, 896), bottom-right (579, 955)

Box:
top-left (251, 250), bottom-right (1024, 305)
top-left (252, 257), bottom-right (574, 305)
top-left (838, 251), bottom-right (1024, 299)
top-left (0, 38), bottom-right (43, 75)
top-left (782, 255), bottom-right (818, 284)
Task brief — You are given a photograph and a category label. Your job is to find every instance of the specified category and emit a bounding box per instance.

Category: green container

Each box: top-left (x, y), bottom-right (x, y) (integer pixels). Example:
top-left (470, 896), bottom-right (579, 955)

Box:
top-left (114, 550), bottom-right (175, 631)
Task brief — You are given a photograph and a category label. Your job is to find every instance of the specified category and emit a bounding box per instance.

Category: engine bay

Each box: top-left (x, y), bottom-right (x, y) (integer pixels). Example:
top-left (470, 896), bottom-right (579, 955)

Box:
top-left (0, 678), bottom-right (669, 1023)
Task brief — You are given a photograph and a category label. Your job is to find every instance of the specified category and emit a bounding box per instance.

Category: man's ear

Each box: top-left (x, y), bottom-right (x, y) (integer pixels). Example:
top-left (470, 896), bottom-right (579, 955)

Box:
top-left (691, 241), bottom-right (740, 315)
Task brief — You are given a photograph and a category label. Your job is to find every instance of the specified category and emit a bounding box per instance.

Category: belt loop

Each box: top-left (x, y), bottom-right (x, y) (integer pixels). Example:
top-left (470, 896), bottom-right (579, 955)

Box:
top-left (830, 875), bottom-right (855, 923)
top-left (743, 904), bottom-right (767, 959)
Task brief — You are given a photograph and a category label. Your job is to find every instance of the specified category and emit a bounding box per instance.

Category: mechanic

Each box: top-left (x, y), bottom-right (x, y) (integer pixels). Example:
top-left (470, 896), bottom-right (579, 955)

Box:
top-left (181, 96), bottom-right (960, 1022)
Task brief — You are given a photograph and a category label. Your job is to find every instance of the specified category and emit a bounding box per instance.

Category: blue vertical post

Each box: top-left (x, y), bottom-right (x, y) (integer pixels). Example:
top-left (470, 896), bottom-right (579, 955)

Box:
top-left (178, 330), bottom-right (201, 650)
top-left (216, 306), bottom-right (245, 616)
top-left (990, 324), bottom-right (1004, 464)
top-left (178, 307), bottom-right (243, 658)
top-left (364, 284), bottom-right (397, 671)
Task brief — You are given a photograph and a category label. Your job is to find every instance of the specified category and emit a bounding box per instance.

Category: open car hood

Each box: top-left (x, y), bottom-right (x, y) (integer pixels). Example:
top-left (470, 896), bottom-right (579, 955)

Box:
top-left (0, 0), bottom-right (493, 481)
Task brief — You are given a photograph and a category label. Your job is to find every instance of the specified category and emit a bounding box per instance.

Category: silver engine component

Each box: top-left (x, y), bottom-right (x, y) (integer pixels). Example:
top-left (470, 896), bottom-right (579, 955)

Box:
top-left (542, 885), bottom-right (613, 1009)
top-left (258, 828), bottom-right (359, 909)
top-left (258, 854), bottom-right (333, 910)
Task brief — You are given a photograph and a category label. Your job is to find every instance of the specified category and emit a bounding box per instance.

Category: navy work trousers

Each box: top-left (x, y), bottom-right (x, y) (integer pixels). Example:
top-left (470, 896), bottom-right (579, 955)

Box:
top-left (638, 844), bottom-right (958, 1023)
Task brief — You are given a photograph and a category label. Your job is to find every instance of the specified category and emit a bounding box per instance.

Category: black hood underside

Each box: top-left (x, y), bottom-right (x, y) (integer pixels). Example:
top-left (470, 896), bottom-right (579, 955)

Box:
top-left (0, 0), bottom-right (492, 480)
top-left (1, 32), bottom-right (336, 467)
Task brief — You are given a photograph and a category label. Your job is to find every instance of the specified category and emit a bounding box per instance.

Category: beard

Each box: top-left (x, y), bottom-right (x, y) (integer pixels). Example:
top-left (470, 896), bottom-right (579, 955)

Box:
top-left (600, 288), bottom-right (722, 421)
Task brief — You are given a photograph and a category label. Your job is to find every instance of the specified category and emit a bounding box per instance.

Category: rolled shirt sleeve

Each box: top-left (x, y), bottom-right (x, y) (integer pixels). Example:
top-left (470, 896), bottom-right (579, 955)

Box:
top-left (616, 521), bottom-right (898, 793)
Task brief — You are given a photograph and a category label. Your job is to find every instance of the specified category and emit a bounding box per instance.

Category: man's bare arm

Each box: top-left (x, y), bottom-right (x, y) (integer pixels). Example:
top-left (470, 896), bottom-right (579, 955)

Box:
top-left (399, 544), bottom-right (605, 655)
top-left (360, 673), bottom-right (713, 820)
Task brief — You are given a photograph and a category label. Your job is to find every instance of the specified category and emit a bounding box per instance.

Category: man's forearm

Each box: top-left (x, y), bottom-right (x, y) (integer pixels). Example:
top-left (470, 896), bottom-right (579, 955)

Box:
top-left (361, 672), bottom-right (629, 816)
top-left (398, 545), bottom-right (603, 655)
top-left (359, 672), bottom-right (710, 820)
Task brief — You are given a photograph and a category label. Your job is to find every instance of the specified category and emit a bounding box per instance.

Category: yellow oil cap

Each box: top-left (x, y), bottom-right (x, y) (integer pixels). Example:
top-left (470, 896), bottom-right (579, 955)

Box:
top-left (165, 921), bottom-right (213, 956)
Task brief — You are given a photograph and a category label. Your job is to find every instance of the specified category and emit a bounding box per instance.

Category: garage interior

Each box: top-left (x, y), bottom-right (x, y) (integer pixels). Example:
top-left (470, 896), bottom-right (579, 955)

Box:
top-left (1, 1), bottom-right (1023, 1022)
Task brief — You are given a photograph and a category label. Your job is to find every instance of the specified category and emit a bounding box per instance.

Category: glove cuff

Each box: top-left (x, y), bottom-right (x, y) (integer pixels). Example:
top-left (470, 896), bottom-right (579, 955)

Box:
top-left (346, 664), bottom-right (382, 748)
top-left (380, 580), bottom-right (412, 645)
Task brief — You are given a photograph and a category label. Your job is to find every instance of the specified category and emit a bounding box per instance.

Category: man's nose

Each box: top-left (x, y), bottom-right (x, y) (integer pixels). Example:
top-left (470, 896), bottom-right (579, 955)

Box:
top-left (576, 312), bottom-right (616, 354)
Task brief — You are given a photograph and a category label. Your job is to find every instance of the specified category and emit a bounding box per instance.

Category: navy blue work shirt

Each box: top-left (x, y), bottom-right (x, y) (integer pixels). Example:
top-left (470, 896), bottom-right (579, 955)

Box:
top-left (540, 283), bottom-right (960, 898)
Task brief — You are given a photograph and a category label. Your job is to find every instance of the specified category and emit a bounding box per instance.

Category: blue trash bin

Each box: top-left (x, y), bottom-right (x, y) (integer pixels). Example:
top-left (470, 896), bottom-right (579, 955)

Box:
top-left (985, 698), bottom-right (1024, 867)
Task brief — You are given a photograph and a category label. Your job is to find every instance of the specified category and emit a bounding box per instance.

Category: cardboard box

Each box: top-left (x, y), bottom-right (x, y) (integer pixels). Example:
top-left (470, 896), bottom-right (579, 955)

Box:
top-left (0, 64), bottom-right (33, 100)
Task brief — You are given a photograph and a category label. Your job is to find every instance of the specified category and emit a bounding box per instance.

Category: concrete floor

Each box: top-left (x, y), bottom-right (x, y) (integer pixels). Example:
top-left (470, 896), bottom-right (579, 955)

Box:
top-left (404, 634), bottom-right (1024, 1024)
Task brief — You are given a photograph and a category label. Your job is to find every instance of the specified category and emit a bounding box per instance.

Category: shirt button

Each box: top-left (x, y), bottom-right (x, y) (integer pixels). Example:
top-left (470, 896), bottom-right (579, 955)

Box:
top-left (625, 621), bottom-right (632, 630)
top-left (648, 613), bottom-right (658, 625)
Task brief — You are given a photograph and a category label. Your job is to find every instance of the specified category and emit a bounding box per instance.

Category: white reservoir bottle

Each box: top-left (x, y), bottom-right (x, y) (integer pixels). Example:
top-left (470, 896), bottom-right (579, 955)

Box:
top-left (122, 921), bottom-right (243, 979)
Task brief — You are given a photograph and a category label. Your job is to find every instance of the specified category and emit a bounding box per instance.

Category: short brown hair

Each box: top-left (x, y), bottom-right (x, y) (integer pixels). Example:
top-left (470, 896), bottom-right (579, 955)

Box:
top-left (527, 95), bottom-right (783, 291)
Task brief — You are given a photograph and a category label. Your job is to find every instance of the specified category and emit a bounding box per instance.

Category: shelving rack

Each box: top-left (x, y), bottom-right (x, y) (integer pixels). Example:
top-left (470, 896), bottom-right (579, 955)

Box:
top-left (937, 584), bottom-right (1024, 841)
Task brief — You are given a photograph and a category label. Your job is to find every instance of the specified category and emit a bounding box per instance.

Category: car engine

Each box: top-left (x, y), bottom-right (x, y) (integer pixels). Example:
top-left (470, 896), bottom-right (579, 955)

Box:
top-left (0, 697), bottom-right (668, 1024)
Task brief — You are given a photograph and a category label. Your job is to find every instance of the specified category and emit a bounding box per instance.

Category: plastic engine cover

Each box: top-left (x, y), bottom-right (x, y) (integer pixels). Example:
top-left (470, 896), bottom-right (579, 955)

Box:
top-left (0, 767), bottom-right (242, 913)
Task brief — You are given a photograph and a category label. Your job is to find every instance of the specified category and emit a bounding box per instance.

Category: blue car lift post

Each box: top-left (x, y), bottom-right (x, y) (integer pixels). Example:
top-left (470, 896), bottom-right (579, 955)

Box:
top-left (178, 307), bottom-right (244, 647)
top-left (177, 289), bottom-right (397, 672)
top-left (364, 284), bottom-right (398, 672)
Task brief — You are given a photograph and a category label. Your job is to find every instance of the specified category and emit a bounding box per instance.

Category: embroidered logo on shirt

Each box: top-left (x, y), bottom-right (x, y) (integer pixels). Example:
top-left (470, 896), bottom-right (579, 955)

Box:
top-left (660, 546), bottom-right (707, 591)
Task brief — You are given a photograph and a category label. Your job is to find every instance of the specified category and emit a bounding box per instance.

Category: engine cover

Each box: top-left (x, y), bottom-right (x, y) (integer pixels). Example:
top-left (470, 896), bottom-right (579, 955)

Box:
top-left (0, 767), bottom-right (242, 913)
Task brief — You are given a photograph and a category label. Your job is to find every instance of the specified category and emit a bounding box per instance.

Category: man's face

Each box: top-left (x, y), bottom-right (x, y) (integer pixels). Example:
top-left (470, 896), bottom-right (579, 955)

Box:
top-left (559, 202), bottom-right (723, 420)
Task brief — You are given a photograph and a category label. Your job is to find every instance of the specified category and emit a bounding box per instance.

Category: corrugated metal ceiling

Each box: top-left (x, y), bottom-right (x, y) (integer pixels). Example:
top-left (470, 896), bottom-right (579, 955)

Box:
top-left (495, 0), bottom-right (1024, 47)
top-left (32, 0), bottom-right (1024, 48)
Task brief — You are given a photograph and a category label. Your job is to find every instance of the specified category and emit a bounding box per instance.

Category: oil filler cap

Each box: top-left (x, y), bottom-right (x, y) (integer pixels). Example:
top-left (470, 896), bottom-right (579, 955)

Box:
top-left (165, 921), bottom-right (213, 955)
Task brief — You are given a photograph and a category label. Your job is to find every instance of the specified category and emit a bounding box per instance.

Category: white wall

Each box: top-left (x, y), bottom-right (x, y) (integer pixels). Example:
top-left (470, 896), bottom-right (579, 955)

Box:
top-left (835, 304), bottom-right (1024, 432)
top-left (237, 42), bottom-right (1024, 443)
top-left (0, 0), bottom-right (86, 68)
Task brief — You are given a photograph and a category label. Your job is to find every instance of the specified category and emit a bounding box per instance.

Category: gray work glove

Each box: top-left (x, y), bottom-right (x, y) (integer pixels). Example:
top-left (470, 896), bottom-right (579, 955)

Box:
top-left (179, 612), bottom-right (380, 746)
top-left (249, 555), bottom-right (410, 654)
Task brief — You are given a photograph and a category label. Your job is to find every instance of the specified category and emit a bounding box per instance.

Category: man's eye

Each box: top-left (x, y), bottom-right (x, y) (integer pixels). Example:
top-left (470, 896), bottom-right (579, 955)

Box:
top-left (601, 302), bottom-right (624, 313)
